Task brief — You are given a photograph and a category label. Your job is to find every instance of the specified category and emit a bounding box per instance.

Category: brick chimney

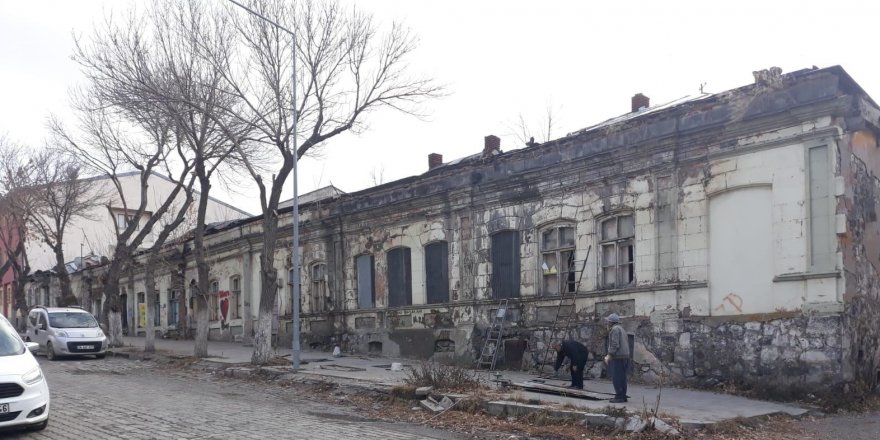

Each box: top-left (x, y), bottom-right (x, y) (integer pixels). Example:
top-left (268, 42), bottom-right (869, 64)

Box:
top-left (483, 135), bottom-right (501, 156)
top-left (631, 93), bottom-right (650, 112)
top-left (428, 153), bottom-right (443, 169)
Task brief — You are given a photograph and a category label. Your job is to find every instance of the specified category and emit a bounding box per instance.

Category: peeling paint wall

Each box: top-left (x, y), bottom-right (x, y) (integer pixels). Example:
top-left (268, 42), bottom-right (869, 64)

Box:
top-left (57, 67), bottom-right (880, 394)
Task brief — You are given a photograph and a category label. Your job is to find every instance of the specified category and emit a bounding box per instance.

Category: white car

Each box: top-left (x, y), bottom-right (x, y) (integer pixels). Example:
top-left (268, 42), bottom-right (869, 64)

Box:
top-left (0, 313), bottom-right (49, 432)
top-left (26, 307), bottom-right (107, 360)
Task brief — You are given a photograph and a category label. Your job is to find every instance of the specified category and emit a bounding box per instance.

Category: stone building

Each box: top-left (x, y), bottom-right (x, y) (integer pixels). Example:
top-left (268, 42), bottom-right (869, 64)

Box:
top-left (77, 65), bottom-right (880, 394)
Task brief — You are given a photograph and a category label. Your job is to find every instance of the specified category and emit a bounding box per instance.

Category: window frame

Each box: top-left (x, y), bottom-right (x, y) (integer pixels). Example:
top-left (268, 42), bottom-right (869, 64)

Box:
top-left (229, 275), bottom-right (241, 320)
top-left (598, 213), bottom-right (636, 289)
top-left (208, 280), bottom-right (219, 321)
top-left (540, 224), bottom-right (577, 296)
top-left (309, 263), bottom-right (328, 313)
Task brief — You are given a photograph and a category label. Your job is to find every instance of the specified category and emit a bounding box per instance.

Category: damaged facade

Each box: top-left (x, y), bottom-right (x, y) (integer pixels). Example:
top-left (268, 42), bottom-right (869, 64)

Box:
top-left (53, 66), bottom-right (880, 393)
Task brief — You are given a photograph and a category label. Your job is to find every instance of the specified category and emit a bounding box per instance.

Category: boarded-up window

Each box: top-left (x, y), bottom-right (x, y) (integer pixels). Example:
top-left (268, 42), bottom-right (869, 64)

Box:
top-left (425, 241), bottom-right (449, 304)
top-left (491, 231), bottom-right (520, 298)
top-left (356, 255), bottom-right (375, 309)
top-left (809, 145), bottom-right (834, 271)
top-left (599, 215), bottom-right (635, 288)
top-left (387, 247), bottom-right (412, 307)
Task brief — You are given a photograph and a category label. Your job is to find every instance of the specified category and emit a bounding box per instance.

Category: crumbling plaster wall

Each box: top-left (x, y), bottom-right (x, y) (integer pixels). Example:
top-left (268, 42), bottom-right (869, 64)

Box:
top-left (839, 126), bottom-right (880, 389)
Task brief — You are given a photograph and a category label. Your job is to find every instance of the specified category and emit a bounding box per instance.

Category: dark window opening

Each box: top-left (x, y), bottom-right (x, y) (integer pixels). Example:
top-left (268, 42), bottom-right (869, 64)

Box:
top-left (368, 341), bottom-right (383, 354)
top-left (356, 255), bottom-right (375, 309)
top-left (425, 241), bottom-right (449, 304)
top-left (491, 230), bottom-right (521, 298)
top-left (387, 247), bottom-right (413, 307)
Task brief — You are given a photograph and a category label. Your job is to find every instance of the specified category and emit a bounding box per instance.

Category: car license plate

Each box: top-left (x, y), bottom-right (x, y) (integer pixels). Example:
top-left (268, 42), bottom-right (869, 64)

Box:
top-left (78, 345), bottom-right (94, 350)
top-left (0, 403), bottom-right (8, 414)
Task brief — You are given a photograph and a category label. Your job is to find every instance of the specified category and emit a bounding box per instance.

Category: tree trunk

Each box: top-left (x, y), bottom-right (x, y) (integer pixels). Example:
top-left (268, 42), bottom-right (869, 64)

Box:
top-left (144, 253), bottom-right (157, 352)
top-left (100, 253), bottom-right (127, 348)
top-left (252, 216), bottom-right (279, 365)
top-left (193, 173), bottom-right (211, 358)
top-left (53, 246), bottom-right (77, 306)
top-left (13, 280), bottom-right (29, 332)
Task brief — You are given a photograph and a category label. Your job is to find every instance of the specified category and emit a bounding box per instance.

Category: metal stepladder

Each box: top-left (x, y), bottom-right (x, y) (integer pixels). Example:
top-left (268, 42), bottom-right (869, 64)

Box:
top-left (477, 299), bottom-right (509, 371)
top-left (537, 245), bottom-right (592, 376)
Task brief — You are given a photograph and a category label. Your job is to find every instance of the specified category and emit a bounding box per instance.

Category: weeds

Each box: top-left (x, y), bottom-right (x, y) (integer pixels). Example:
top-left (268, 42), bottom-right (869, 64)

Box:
top-left (404, 361), bottom-right (484, 391)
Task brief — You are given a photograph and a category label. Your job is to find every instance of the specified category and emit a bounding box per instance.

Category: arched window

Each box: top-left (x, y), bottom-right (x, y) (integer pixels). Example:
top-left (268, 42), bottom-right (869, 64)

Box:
top-left (599, 214), bottom-right (635, 288)
top-left (387, 247), bottom-right (412, 307)
top-left (541, 225), bottom-right (576, 295)
top-left (491, 230), bottom-right (520, 298)
top-left (425, 241), bottom-right (449, 304)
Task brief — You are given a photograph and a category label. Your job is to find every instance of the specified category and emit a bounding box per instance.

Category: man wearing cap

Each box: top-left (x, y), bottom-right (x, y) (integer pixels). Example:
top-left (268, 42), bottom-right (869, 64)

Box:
top-left (551, 340), bottom-right (589, 389)
top-left (604, 313), bottom-right (630, 403)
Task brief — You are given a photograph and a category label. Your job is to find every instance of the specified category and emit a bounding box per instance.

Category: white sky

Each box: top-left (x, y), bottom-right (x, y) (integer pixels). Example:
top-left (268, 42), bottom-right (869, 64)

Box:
top-left (2, 0), bottom-right (879, 216)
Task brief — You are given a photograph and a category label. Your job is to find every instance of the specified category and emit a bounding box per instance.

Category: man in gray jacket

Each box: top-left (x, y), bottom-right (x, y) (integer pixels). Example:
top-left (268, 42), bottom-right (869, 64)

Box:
top-left (604, 313), bottom-right (630, 403)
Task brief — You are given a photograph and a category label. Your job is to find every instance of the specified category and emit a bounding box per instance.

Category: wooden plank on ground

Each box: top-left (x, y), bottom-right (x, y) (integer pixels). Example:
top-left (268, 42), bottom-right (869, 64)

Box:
top-left (511, 381), bottom-right (613, 400)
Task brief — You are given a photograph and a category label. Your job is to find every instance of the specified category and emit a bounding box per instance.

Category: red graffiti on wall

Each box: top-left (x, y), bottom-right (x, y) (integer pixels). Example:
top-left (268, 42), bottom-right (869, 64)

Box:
top-left (714, 292), bottom-right (744, 313)
top-left (219, 291), bottom-right (230, 322)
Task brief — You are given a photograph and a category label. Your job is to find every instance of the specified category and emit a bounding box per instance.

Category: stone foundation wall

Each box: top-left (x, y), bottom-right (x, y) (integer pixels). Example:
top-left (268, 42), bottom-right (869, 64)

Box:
top-left (516, 313), bottom-right (846, 394)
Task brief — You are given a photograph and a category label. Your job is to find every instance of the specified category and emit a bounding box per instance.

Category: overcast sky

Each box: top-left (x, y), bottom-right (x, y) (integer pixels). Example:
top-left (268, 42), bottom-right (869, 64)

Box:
top-left (2, 0), bottom-right (879, 216)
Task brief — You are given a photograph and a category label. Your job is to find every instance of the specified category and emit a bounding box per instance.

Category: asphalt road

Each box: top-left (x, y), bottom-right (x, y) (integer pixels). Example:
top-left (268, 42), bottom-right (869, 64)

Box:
top-left (2, 356), bottom-right (462, 440)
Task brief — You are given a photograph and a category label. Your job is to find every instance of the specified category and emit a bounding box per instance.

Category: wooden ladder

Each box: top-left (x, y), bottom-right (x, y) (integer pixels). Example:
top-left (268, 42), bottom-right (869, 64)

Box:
top-left (537, 245), bottom-right (591, 375)
top-left (477, 299), bottom-right (509, 371)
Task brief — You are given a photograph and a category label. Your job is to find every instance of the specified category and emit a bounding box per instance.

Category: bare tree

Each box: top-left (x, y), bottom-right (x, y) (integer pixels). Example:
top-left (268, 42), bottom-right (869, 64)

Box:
top-left (369, 165), bottom-right (385, 186)
top-left (26, 148), bottom-right (107, 306)
top-left (0, 137), bottom-right (37, 329)
top-left (60, 0), bottom-right (247, 354)
top-left (212, 0), bottom-right (442, 364)
top-left (507, 101), bottom-right (561, 147)
top-left (51, 95), bottom-right (196, 347)
top-left (144, 179), bottom-right (195, 352)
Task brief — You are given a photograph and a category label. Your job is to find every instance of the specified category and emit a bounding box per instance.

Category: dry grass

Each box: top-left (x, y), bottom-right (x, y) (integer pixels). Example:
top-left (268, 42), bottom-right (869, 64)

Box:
top-left (404, 361), bottom-right (485, 392)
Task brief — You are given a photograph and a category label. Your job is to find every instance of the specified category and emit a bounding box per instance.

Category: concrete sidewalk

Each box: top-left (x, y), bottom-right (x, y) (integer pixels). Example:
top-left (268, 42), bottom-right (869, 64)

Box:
top-left (118, 336), bottom-right (810, 426)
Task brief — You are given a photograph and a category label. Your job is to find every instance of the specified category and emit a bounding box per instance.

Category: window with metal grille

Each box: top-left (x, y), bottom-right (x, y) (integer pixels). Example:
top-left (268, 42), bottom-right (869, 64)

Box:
top-left (541, 225), bottom-right (577, 295)
top-left (356, 255), bottom-right (375, 309)
top-left (310, 263), bottom-right (328, 313)
top-left (387, 247), bottom-right (412, 307)
top-left (425, 241), bottom-right (449, 304)
top-left (209, 280), bottom-right (219, 321)
top-left (491, 230), bottom-right (520, 298)
top-left (599, 214), bottom-right (635, 288)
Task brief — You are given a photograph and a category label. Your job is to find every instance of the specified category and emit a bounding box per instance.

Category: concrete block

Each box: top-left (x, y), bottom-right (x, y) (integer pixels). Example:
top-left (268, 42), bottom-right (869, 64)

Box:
top-left (415, 386), bottom-right (433, 397)
top-left (651, 417), bottom-right (681, 437)
top-left (625, 415), bottom-right (648, 432)
top-left (582, 413), bottom-right (616, 427)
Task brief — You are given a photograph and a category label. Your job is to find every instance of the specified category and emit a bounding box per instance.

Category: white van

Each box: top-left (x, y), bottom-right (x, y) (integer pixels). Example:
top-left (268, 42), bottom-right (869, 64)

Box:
top-left (26, 307), bottom-right (107, 360)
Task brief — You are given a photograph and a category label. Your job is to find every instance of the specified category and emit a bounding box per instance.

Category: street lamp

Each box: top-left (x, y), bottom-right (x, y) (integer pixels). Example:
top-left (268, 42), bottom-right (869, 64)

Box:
top-left (227, 0), bottom-right (301, 370)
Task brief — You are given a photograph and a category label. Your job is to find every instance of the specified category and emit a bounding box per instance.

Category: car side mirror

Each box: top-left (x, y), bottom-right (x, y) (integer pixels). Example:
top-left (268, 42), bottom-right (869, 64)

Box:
top-left (40, 323), bottom-right (47, 331)
top-left (25, 342), bottom-right (39, 353)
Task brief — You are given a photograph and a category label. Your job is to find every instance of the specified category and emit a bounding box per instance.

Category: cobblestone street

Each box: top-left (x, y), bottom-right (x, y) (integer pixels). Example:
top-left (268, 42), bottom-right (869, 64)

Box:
top-left (2, 357), bottom-right (463, 440)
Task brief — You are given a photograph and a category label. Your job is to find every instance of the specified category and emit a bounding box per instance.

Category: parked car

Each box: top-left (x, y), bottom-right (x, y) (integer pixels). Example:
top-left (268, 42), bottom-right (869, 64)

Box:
top-left (25, 307), bottom-right (107, 360)
top-left (0, 313), bottom-right (49, 431)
